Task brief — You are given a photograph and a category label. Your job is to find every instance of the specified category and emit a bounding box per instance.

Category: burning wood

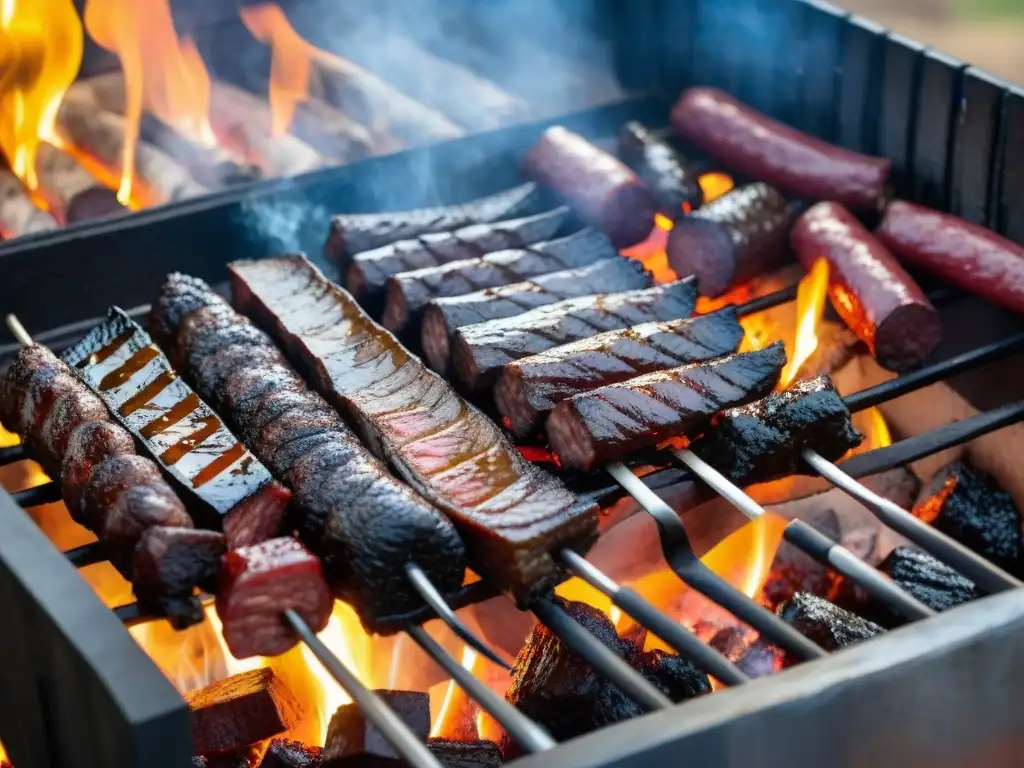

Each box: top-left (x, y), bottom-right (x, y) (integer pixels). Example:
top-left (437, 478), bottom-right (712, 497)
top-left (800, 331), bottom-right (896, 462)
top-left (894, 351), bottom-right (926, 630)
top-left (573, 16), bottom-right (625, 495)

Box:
top-left (322, 690), bottom-right (430, 765)
top-left (34, 141), bottom-right (121, 224)
top-left (185, 668), bottom-right (304, 756)
top-left (0, 168), bottom-right (57, 238)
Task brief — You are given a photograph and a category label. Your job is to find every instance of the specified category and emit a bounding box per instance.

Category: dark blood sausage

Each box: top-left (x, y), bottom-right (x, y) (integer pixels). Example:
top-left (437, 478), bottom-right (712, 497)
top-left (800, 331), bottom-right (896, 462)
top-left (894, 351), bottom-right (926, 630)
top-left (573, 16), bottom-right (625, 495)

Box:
top-left (522, 125), bottom-right (658, 248)
top-left (666, 182), bottom-right (798, 297)
top-left (421, 257), bottom-right (652, 375)
top-left (61, 308), bottom-right (291, 547)
top-left (690, 374), bottom-right (863, 488)
top-left (152, 273), bottom-right (467, 632)
top-left (792, 201), bottom-right (942, 372)
top-left (452, 278), bottom-right (699, 394)
top-left (216, 536), bottom-right (333, 658)
top-left (618, 120), bottom-right (704, 216)
top-left (324, 181), bottom-right (543, 267)
top-left (671, 87), bottom-right (891, 212)
top-left (546, 344), bottom-right (786, 471)
top-left (876, 200), bottom-right (1024, 315)
top-left (495, 308), bottom-right (745, 439)
top-left (381, 228), bottom-right (617, 336)
top-left (345, 206), bottom-right (569, 313)
top-left (229, 255), bottom-right (598, 606)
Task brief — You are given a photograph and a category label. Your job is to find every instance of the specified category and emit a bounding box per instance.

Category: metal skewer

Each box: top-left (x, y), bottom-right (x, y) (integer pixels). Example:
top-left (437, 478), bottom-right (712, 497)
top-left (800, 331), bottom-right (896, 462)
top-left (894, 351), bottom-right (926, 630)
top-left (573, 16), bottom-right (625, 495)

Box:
top-left (672, 448), bottom-right (935, 622)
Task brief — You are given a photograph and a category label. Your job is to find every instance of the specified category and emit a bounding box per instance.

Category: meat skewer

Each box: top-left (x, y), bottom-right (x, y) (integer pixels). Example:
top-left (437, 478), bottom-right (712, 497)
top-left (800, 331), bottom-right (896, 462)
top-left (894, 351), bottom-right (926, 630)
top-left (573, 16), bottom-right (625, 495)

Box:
top-left (422, 257), bottom-right (652, 376)
top-left (494, 307), bottom-right (745, 439)
top-left (666, 182), bottom-right (799, 297)
top-left (382, 228), bottom-right (618, 336)
top-left (791, 201), bottom-right (942, 372)
top-left (345, 207), bottom-right (569, 312)
top-left (671, 87), bottom-right (891, 212)
top-left (0, 169), bottom-right (58, 239)
top-left (617, 120), bottom-right (704, 216)
top-left (546, 344), bottom-right (786, 471)
top-left (451, 277), bottom-right (699, 393)
top-left (229, 255), bottom-right (599, 605)
top-left (325, 182), bottom-right (543, 267)
top-left (522, 125), bottom-right (657, 248)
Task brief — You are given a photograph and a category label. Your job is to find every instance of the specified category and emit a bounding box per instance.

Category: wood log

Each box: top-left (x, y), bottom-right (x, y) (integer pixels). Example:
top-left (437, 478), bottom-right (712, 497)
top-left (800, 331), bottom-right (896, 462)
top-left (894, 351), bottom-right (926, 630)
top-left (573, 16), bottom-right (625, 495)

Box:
top-left (0, 169), bottom-right (57, 238)
top-left (55, 94), bottom-right (207, 205)
top-left (322, 690), bottom-right (430, 765)
top-left (34, 142), bottom-right (122, 224)
top-left (185, 668), bottom-right (303, 756)
top-left (288, 95), bottom-right (377, 161)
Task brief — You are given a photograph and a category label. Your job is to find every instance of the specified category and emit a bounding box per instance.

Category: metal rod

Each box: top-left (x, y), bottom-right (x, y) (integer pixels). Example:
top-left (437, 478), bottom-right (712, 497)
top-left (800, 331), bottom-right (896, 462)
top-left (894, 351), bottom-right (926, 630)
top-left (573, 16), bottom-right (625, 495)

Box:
top-left (0, 444), bottom-right (25, 466)
top-left (405, 623), bottom-right (557, 753)
top-left (284, 609), bottom-right (444, 768)
top-left (530, 596), bottom-right (672, 711)
top-left (606, 461), bottom-right (826, 660)
top-left (559, 548), bottom-right (749, 686)
top-left (804, 449), bottom-right (1024, 593)
top-left (64, 540), bottom-right (107, 569)
top-left (735, 284), bottom-right (798, 316)
top-left (673, 449), bottom-right (935, 622)
top-left (404, 562), bottom-right (511, 671)
top-left (13, 482), bottom-right (62, 507)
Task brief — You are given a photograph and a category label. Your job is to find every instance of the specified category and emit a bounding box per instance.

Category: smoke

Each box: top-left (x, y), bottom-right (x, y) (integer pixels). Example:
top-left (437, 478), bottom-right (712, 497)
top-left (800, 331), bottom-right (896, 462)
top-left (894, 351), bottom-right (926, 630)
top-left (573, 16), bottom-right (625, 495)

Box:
top-left (232, 181), bottom-right (331, 259)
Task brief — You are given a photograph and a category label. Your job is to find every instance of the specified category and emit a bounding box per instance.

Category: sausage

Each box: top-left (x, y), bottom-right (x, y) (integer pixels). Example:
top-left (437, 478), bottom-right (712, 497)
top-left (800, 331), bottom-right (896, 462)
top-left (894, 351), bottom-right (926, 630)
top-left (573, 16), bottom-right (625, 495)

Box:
top-left (522, 125), bottom-right (658, 248)
top-left (671, 87), bottom-right (891, 212)
top-left (876, 200), bottom-right (1024, 316)
top-left (61, 421), bottom-right (136, 518)
top-left (666, 182), bottom-right (797, 296)
top-left (617, 121), bottom-right (704, 216)
top-left (791, 201), bottom-right (942, 372)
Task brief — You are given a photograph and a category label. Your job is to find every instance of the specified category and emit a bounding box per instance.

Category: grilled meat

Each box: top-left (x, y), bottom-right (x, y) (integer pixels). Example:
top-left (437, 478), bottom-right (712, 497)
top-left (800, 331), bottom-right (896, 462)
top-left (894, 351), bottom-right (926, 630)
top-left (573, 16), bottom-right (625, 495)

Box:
top-left (666, 182), bottom-right (798, 297)
top-left (495, 307), bottom-right (744, 439)
top-left (913, 461), bottom-right (1024, 579)
top-left (133, 526), bottom-right (225, 607)
top-left (152, 273), bottom-right (467, 632)
top-left (381, 228), bottom-right (617, 336)
top-left (325, 182), bottom-right (543, 267)
top-left (229, 255), bottom-right (598, 605)
top-left (618, 120), bottom-right (703, 216)
top-left (778, 592), bottom-right (883, 663)
top-left (690, 374), bottom-right (863, 487)
top-left (345, 207), bottom-right (568, 313)
top-left (522, 126), bottom-right (657, 247)
top-left (546, 344), bottom-right (785, 471)
top-left (421, 257), bottom-right (651, 375)
top-left (452, 278), bottom-right (699, 393)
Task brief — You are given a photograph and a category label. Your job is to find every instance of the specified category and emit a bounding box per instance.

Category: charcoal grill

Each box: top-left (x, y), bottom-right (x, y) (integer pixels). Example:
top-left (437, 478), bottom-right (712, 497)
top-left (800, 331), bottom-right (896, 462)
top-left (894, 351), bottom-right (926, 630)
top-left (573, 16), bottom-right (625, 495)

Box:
top-left (2, 1), bottom-right (1024, 766)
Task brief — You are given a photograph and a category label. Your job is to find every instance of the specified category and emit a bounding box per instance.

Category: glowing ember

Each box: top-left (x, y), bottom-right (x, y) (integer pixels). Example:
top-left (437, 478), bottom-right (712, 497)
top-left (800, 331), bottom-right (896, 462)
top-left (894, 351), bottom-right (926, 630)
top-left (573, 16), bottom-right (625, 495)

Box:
top-left (0, 0), bottom-right (82, 192)
top-left (865, 406), bottom-right (892, 450)
top-left (779, 257), bottom-right (830, 388)
top-left (698, 172), bottom-right (734, 203)
top-left (430, 646), bottom-right (480, 739)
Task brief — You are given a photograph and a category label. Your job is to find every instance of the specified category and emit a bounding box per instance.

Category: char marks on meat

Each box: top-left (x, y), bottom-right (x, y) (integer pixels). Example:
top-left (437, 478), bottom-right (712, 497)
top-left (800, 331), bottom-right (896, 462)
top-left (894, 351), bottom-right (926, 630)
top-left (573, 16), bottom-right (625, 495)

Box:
top-left (381, 228), bottom-right (617, 336)
top-left (452, 277), bottom-right (699, 393)
top-left (495, 307), bottom-right (744, 438)
top-left (421, 257), bottom-right (651, 375)
top-left (153, 273), bottom-right (467, 631)
top-left (345, 206), bottom-right (569, 313)
top-left (547, 344), bottom-right (786, 471)
top-left (229, 255), bottom-right (597, 605)
top-left (690, 374), bottom-right (863, 487)
top-left (325, 182), bottom-right (543, 267)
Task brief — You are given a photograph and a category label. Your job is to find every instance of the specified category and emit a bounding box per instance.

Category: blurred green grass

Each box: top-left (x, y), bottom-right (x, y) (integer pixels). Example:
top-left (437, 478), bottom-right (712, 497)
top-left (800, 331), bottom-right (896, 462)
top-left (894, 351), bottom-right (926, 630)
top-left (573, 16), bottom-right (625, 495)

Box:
top-left (953, 0), bottom-right (1024, 18)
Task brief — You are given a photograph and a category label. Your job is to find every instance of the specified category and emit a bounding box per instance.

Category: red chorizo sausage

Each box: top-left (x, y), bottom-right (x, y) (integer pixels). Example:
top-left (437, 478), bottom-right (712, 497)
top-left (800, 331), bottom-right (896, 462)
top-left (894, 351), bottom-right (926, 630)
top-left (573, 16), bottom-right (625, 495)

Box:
top-left (671, 87), bottom-right (891, 213)
top-left (876, 201), bottom-right (1024, 316)
top-left (791, 202), bottom-right (942, 372)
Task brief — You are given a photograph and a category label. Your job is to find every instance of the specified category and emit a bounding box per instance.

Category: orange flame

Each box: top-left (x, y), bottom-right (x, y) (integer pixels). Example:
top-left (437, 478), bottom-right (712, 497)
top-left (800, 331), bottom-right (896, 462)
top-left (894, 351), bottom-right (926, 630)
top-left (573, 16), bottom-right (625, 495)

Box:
top-left (83, 0), bottom-right (214, 203)
top-left (779, 257), bottom-right (830, 388)
top-left (865, 407), bottom-right (891, 450)
top-left (430, 646), bottom-right (480, 739)
top-left (698, 172), bottom-right (734, 204)
top-left (0, 0), bottom-right (82, 190)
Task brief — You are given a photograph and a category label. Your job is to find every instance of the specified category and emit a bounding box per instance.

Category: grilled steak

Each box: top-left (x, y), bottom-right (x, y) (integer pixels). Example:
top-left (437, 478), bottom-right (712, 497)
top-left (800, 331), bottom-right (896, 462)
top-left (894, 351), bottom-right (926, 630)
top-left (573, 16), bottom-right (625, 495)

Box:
top-left (325, 182), bottom-right (543, 267)
top-left (495, 308), bottom-right (744, 439)
top-left (546, 344), bottom-right (785, 471)
top-left (452, 278), bottom-right (699, 393)
top-left (618, 120), bottom-right (703, 216)
top-left (152, 273), bottom-right (467, 632)
top-left (381, 228), bottom-right (617, 336)
top-left (422, 257), bottom-right (652, 375)
top-left (229, 255), bottom-right (598, 605)
top-left (689, 374), bottom-right (863, 487)
top-left (345, 207), bottom-right (568, 313)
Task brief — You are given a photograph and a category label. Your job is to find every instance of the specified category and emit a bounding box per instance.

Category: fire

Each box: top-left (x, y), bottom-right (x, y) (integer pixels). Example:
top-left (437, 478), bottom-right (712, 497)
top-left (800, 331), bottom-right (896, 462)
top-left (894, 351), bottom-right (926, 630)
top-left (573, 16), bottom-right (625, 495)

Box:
top-left (83, 0), bottom-right (214, 203)
top-left (779, 257), bottom-right (830, 388)
top-left (0, 0), bottom-right (82, 191)
top-left (430, 646), bottom-right (480, 739)
top-left (698, 172), bottom-right (734, 204)
top-left (865, 406), bottom-right (892, 449)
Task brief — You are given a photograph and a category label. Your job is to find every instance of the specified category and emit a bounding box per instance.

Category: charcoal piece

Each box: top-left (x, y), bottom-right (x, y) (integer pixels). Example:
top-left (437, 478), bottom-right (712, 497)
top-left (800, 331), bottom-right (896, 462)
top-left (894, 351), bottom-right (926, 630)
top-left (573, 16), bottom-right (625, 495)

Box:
top-left (155, 594), bottom-right (206, 630)
top-left (192, 758), bottom-right (209, 768)
top-left (735, 640), bottom-right (784, 679)
top-left (913, 461), bottom-right (1024, 578)
top-left (635, 648), bottom-right (712, 701)
top-left (778, 592), bottom-right (883, 662)
top-left (618, 121), bottom-right (703, 216)
top-left (861, 547), bottom-right (980, 628)
top-left (690, 374), bottom-right (863, 488)
top-left (427, 739), bottom-right (503, 768)
top-left (133, 526), bottom-right (226, 600)
top-left (185, 668), bottom-right (302, 755)
top-left (321, 690), bottom-right (430, 766)
top-left (206, 746), bottom-right (263, 768)
top-left (259, 738), bottom-right (323, 768)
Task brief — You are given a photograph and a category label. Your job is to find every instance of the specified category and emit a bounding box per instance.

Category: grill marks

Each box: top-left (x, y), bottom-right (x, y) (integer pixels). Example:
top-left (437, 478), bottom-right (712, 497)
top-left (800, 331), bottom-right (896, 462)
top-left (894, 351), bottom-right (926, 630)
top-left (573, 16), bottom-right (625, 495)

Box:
top-left (229, 255), bottom-right (597, 604)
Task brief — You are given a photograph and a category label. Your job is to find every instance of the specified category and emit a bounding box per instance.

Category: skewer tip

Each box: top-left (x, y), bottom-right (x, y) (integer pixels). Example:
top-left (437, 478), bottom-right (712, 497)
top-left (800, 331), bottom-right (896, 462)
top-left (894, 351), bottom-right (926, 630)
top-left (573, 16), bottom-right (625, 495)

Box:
top-left (5, 313), bottom-right (34, 347)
